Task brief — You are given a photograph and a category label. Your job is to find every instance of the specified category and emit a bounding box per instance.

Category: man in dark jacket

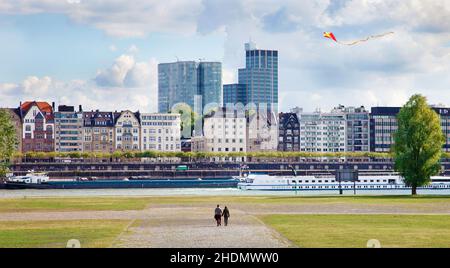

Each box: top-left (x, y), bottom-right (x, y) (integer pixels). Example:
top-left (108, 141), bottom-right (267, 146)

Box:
top-left (222, 206), bottom-right (230, 226)
top-left (214, 205), bottom-right (222, 226)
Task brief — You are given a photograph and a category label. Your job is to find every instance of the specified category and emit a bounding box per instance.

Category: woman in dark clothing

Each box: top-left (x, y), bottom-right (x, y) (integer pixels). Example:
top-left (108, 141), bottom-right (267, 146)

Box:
top-left (222, 206), bottom-right (230, 226)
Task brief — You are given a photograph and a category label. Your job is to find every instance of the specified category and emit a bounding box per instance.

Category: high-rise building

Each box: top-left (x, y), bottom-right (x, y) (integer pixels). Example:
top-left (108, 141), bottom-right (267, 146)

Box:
top-left (237, 42), bottom-right (278, 112)
top-left (140, 113), bottom-right (181, 152)
top-left (223, 84), bottom-right (247, 106)
top-left (158, 61), bottom-right (222, 113)
top-left (54, 105), bottom-right (83, 152)
top-left (198, 62), bottom-right (222, 110)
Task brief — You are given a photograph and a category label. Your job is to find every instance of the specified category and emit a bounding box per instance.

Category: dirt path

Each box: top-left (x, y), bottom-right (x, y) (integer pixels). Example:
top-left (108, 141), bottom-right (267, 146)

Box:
top-left (1, 202), bottom-right (450, 248)
top-left (113, 207), bottom-right (293, 248)
top-left (1, 202), bottom-right (449, 222)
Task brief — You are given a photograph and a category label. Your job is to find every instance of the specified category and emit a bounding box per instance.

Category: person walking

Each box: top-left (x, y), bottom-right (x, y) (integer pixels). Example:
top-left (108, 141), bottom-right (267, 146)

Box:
top-left (222, 206), bottom-right (230, 226)
top-left (214, 205), bottom-right (222, 226)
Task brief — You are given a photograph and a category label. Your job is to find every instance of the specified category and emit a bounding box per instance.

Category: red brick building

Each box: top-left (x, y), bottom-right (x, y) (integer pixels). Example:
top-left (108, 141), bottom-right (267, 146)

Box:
top-left (19, 101), bottom-right (55, 153)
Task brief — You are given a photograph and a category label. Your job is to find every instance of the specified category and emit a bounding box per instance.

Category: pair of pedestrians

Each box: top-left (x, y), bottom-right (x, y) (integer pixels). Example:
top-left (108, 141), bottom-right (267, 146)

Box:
top-left (214, 205), bottom-right (230, 226)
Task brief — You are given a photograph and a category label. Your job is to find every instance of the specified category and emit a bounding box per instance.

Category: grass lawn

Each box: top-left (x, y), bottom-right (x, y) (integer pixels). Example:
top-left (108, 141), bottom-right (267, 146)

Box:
top-left (0, 197), bottom-right (152, 212)
top-left (260, 214), bottom-right (450, 248)
top-left (144, 195), bottom-right (450, 205)
top-left (0, 195), bottom-right (449, 213)
top-left (0, 220), bottom-right (130, 248)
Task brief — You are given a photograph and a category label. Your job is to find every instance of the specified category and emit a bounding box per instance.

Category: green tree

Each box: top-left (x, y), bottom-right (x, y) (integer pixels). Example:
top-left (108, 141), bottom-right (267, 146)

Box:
top-left (0, 110), bottom-right (18, 180)
top-left (393, 94), bottom-right (445, 195)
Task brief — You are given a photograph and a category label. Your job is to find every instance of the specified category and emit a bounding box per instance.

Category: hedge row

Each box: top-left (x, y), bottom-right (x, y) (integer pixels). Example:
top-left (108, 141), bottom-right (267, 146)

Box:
top-left (12, 150), bottom-right (450, 160)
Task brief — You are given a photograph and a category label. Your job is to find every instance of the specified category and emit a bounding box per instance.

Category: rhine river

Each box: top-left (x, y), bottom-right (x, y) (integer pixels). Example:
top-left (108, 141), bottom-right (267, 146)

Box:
top-left (1, 188), bottom-right (450, 198)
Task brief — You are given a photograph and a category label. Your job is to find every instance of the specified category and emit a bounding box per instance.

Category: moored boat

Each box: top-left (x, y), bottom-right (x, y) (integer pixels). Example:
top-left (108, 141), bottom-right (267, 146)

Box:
top-left (236, 172), bottom-right (450, 191)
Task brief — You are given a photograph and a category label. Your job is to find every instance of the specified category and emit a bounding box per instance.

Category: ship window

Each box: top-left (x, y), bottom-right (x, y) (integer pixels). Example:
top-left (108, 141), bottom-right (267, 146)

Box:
top-left (305, 180), bottom-right (309, 183)
top-left (318, 180), bottom-right (322, 183)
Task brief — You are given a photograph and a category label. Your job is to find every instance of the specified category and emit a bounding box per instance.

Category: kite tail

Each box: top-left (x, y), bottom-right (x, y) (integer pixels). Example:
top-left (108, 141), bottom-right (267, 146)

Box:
top-left (338, 32), bottom-right (394, 46)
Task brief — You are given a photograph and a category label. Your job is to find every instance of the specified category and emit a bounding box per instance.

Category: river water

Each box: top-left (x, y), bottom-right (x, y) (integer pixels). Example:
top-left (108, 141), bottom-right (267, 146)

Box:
top-left (1, 188), bottom-right (450, 198)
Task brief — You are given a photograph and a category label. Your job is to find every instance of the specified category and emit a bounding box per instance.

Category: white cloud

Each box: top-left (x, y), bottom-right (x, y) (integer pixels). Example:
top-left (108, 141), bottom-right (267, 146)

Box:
top-left (222, 68), bottom-right (236, 84)
top-left (21, 76), bottom-right (52, 94)
top-left (0, 55), bottom-right (159, 112)
top-left (94, 54), bottom-right (135, 87)
top-left (94, 54), bottom-right (157, 89)
top-left (0, 0), bottom-right (204, 38)
top-left (127, 44), bottom-right (139, 54)
top-left (1, 0), bottom-right (450, 112)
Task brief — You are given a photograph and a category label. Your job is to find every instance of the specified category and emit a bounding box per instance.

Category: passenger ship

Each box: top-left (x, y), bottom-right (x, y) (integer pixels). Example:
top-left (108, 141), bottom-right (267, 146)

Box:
top-left (236, 173), bottom-right (450, 191)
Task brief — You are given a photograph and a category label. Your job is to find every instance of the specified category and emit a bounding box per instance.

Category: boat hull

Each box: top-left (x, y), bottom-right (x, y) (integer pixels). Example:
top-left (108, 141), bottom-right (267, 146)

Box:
top-left (0, 179), bottom-right (239, 189)
top-left (237, 184), bottom-right (450, 191)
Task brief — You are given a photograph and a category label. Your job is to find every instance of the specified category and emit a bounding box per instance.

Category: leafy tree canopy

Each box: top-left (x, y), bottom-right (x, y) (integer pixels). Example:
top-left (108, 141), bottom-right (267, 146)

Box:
top-left (393, 94), bottom-right (445, 195)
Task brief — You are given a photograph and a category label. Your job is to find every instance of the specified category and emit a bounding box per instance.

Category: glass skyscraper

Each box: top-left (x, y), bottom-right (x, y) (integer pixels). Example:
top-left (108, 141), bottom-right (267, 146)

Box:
top-left (198, 62), bottom-right (222, 111)
top-left (223, 83), bottom-right (247, 106)
top-left (158, 61), bottom-right (222, 113)
top-left (223, 42), bottom-right (278, 112)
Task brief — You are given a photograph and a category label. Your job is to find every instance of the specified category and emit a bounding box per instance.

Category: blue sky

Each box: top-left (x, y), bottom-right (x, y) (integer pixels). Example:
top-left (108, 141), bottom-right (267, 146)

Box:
top-left (0, 0), bottom-right (449, 113)
top-left (0, 13), bottom-right (225, 82)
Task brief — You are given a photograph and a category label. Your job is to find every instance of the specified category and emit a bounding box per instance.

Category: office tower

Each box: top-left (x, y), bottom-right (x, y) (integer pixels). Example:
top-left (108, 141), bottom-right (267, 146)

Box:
top-left (223, 84), bottom-right (247, 106)
top-left (158, 61), bottom-right (222, 113)
top-left (238, 42), bottom-right (278, 112)
top-left (198, 62), bottom-right (222, 111)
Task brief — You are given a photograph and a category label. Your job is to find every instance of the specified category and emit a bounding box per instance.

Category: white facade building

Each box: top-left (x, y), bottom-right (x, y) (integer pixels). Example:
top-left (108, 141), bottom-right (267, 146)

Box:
top-left (114, 110), bottom-right (141, 151)
top-left (246, 111), bottom-right (278, 152)
top-left (298, 110), bottom-right (347, 152)
top-left (140, 113), bottom-right (181, 151)
top-left (192, 108), bottom-right (246, 161)
top-left (54, 105), bottom-right (83, 152)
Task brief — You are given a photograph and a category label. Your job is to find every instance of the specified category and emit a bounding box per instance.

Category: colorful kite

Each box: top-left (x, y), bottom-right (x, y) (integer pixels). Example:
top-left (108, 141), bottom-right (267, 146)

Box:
top-left (323, 31), bottom-right (394, 46)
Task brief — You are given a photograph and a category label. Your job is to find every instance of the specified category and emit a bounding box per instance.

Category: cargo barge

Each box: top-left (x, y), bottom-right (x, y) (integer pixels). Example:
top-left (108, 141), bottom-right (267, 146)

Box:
top-left (0, 171), bottom-right (239, 189)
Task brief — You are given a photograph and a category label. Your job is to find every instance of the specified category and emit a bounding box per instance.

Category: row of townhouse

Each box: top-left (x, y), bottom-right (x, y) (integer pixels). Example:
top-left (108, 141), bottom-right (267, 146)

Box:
top-left (3, 101), bottom-right (450, 155)
top-left (3, 101), bottom-right (181, 153)
top-left (278, 106), bottom-right (365, 153)
top-left (280, 105), bottom-right (450, 153)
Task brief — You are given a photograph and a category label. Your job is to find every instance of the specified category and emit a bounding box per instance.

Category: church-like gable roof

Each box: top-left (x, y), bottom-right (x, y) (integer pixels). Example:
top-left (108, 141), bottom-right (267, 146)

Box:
top-left (20, 101), bottom-right (54, 121)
